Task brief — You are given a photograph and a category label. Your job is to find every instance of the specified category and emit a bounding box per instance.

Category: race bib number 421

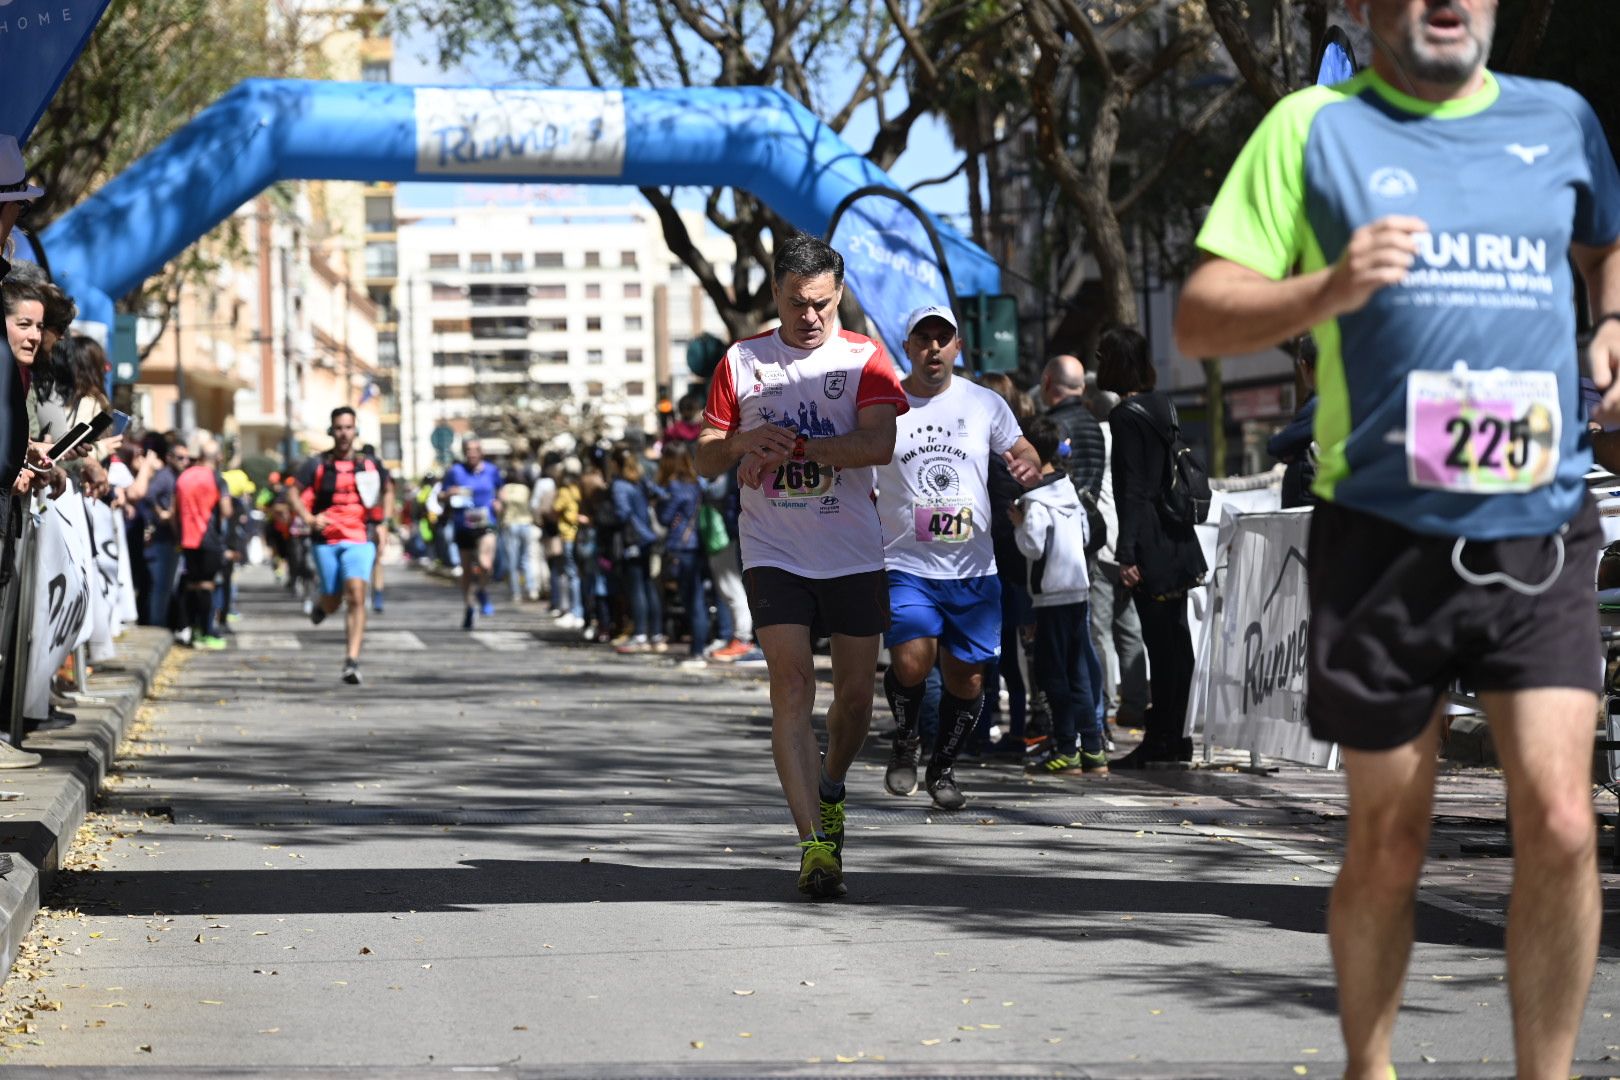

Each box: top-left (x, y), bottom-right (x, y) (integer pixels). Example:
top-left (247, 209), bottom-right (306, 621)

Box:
top-left (1406, 367), bottom-right (1561, 494)
top-left (913, 503), bottom-right (974, 543)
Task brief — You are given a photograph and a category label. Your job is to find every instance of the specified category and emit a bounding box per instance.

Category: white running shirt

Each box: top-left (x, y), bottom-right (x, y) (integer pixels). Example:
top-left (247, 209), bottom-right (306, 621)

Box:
top-left (877, 376), bottom-right (1022, 580)
top-left (704, 328), bottom-right (908, 579)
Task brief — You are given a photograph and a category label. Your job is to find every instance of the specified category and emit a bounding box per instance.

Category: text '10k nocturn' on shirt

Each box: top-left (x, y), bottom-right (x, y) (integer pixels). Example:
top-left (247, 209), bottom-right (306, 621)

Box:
top-left (704, 328), bottom-right (909, 579)
top-left (1198, 69), bottom-right (1620, 540)
top-left (877, 376), bottom-right (1023, 581)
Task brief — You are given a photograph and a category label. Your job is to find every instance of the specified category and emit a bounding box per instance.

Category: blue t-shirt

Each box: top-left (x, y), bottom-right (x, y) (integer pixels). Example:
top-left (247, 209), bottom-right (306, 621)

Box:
top-left (1199, 70), bottom-right (1620, 539)
top-left (443, 461), bottom-right (502, 531)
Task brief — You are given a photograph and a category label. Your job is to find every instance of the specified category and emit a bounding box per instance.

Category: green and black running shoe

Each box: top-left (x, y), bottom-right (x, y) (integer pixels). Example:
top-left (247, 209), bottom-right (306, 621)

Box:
top-left (819, 796), bottom-right (846, 861)
top-left (797, 837), bottom-right (845, 899)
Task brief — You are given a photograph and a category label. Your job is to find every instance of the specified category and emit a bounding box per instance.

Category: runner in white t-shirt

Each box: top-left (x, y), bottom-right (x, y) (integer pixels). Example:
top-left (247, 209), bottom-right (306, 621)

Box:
top-left (696, 234), bottom-right (907, 900)
top-left (874, 306), bottom-right (1040, 810)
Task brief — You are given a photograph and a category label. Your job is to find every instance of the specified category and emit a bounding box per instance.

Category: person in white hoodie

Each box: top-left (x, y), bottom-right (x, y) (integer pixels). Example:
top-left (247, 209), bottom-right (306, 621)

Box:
top-left (1010, 416), bottom-right (1106, 775)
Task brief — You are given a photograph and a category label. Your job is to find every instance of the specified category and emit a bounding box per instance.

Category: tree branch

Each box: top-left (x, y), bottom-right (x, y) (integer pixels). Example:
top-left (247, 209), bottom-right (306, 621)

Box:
top-left (1203, 0), bottom-right (1291, 107)
top-left (1504, 0), bottom-right (1556, 73)
top-left (1112, 78), bottom-right (1246, 218)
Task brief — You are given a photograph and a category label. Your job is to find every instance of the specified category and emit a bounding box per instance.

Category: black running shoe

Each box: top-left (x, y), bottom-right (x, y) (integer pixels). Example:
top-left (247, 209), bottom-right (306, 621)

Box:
top-left (342, 660), bottom-right (362, 686)
top-left (309, 604), bottom-right (327, 626)
top-left (884, 736), bottom-right (920, 796)
top-left (925, 763), bottom-right (966, 811)
top-left (462, 605), bottom-right (475, 631)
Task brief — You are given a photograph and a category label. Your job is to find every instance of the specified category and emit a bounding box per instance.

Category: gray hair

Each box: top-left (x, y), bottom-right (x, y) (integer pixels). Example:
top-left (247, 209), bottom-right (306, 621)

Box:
top-left (772, 232), bottom-right (843, 287)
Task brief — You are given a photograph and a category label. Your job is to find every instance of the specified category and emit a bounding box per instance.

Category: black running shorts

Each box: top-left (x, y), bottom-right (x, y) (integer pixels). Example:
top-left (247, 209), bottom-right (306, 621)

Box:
top-left (743, 566), bottom-right (890, 639)
top-left (182, 545), bottom-right (225, 585)
top-left (1306, 496), bottom-right (1602, 751)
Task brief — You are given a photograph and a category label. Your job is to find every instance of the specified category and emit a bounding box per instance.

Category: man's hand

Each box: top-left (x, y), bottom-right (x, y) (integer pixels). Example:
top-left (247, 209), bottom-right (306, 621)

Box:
top-left (1590, 319), bottom-right (1620, 425)
top-left (1324, 215), bottom-right (1427, 317)
top-left (311, 512), bottom-right (331, 532)
top-left (1004, 450), bottom-right (1041, 488)
top-left (1120, 564), bottom-right (1142, 588)
top-left (738, 451), bottom-right (775, 490)
top-left (1007, 501), bottom-right (1025, 528)
top-left (739, 423), bottom-right (799, 460)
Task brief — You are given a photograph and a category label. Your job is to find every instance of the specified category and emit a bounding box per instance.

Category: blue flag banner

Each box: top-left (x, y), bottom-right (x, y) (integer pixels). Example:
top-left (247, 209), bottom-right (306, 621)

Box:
top-left (0, 0), bottom-right (116, 142)
top-left (829, 195), bottom-right (953, 371)
top-left (1316, 35), bottom-right (1356, 86)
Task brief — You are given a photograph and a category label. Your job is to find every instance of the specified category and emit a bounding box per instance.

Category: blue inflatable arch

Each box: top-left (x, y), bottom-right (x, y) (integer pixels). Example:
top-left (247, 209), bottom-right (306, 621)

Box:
top-left (40, 80), bottom-right (1000, 353)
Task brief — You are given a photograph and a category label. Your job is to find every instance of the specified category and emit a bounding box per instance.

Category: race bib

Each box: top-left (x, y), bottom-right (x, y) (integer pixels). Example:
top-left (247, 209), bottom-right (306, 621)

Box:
top-left (764, 459), bottom-right (834, 503)
top-left (448, 492), bottom-right (471, 509)
top-left (462, 506), bottom-right (491, 529)
top-left (913, 502), bottom-right (974, 543)
top-left (1406, 366), bottom-right (1561, 494)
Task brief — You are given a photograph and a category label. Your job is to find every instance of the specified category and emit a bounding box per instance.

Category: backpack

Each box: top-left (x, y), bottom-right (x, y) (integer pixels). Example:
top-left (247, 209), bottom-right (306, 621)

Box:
top-left (1123, 397), bottom-right (1211, 528)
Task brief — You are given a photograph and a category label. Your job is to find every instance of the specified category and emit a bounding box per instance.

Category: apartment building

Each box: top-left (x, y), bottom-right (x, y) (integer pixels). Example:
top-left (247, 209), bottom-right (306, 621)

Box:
top-left (394, 203), bottom-right (734, 475)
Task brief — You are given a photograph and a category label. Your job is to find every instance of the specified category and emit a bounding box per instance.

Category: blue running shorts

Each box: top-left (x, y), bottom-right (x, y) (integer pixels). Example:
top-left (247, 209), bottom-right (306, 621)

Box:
top-left (885, 570), bottom-right (1002, 664)
top-left (313, 541), bottom-right (377, 598)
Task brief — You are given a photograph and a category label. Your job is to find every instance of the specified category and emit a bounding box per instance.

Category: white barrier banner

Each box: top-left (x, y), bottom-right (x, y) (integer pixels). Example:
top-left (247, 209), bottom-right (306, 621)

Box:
top-left (24, 487), bottom-right (94, 719)
top-left (86, 497), bottom-right (124, 662)
top-left (1199, 508), bottom-right (1334, 767)
top-left (115, 505), bottom-right (138, 624)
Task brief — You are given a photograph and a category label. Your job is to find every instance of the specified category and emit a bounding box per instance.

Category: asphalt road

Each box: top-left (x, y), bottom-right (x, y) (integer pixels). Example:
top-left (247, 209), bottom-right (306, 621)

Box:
top-left (0, 565), bottom-right (1615, 1078)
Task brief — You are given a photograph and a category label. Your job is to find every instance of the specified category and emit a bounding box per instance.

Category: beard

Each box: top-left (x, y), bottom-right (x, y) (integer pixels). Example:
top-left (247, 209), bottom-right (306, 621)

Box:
top-left (1394, 2), bottom-right (1495, 86)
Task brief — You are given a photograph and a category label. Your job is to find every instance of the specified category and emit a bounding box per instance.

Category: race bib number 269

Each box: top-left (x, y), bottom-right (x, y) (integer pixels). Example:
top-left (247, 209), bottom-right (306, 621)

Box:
top-left (1406, 367), bottom-right (1561, 494)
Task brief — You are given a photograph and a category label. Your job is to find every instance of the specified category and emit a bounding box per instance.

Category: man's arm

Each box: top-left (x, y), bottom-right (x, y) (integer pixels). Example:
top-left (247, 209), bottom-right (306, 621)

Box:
top-left (1577, 239), bottom-right (1620, 422)
top-left (801, 405), bottom-right (899, 469)
top-left (694, 421), bottom-right (799, 479)
top-left (1004, 437), bottom-right (1042, 487)
top-left (1174, 215), bottom-right (1427, 358)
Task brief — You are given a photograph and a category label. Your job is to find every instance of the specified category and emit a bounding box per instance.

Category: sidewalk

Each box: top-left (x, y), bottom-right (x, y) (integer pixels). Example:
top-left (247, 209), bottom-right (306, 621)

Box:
top-left (0, 627), bottom-right (170, 973)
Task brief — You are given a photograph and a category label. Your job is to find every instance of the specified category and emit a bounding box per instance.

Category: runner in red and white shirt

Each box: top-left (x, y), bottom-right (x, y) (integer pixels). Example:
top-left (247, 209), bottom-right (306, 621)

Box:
top-left (696, 234), bottom-right (907, 900)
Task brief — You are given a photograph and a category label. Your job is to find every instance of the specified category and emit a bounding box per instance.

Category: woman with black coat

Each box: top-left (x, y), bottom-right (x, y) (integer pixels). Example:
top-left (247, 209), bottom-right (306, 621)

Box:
top-left (1096, 325), bottom-right (1207, 768)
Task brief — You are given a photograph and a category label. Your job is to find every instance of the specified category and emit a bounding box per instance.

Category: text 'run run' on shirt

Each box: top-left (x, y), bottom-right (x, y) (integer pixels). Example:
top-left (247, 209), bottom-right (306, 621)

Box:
top-left (704, 328), bottom-right (909, 579)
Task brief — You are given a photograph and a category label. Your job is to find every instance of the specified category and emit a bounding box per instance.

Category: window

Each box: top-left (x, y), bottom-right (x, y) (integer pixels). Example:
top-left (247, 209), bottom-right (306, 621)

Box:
top-left (584, 283), bottom-right (601, 299)
top-left (537, 350), bottom-right (569, 365)
top-left (471, 316), bottom-right (529, 340)
top-left (620, 250), bottom-right (638, 268)
top-left (583, 251), bottom-right (601, 268)
top-left (431, 319), bottom-right (469, 335)
top-left (537, 383), bottom-right (572, 400)
top-left (469, 253), bottom-right (493, 273)
top-left (623, 282), bottom-right (642, 299)
top-left (625, 348), bottom-right (644, 364)
top-left (500, 252), bottom-right (524, 272)
top-left (625, 381), bottom-right (646, 397)
top-left (363, 242), bottom-right (397, 278)
top-left (532, 317), bottom-right (567, 333)
top-left (428, 253), bottom-right (460, 270)
top-left (586, 381), bottom-right (604, 396)
top-left (533, 283), bottom-right (566, 300)
top-left (434, 384), bottom-right (472, 400)
top-left (586, 349), bottom-right (604, 365)
top-left (624, 316), bottom-right (643, 332)
top-left (376, 335), bottom-right (398, 368)
top-left (468, 284), bottom-right (527, 307)
top-left (534, 251), bottom-right (564, 268)
top-left (432, 351), bottom-right (468, 367)
top-left (364, 196), bottom-right (394, 234)
top-left (669, 262), bottom-right (685, 281)
top-left (431, 284), bottom-right (464, 301)
top-left (586, 316), bottom-right (602, 332)
top-left (362, 60), bottom-right (391, 83)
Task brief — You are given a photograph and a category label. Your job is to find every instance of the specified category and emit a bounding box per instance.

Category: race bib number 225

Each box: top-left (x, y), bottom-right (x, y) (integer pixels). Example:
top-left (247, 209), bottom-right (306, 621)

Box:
top-left (1406, 367), bottom-right (1561, 494)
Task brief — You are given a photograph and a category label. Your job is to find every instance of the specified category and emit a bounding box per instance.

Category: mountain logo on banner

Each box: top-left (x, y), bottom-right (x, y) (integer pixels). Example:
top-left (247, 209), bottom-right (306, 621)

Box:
top-left (0, 0), bottom-right (116, 142)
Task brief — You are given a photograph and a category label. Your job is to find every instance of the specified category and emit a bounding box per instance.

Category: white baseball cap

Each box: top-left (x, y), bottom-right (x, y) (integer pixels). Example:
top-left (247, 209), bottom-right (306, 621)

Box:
top-left (904, 305), bottom-right (958, 338)
top-left (0, 135), bottom-right (45, 203)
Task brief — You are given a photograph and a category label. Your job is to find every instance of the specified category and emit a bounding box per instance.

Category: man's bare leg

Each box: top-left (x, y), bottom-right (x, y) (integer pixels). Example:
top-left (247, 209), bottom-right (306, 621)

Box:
top-left (1481, 687), bottom-right (1601, 1079)
top-left (756, 623), bottom-right (821, 838)
top-left (824, 633), bottom-right (881, 786)
top-left (1330, 707), bottom-right (1443, 1080)
top-left (343, 576), bottom-right (367, 662)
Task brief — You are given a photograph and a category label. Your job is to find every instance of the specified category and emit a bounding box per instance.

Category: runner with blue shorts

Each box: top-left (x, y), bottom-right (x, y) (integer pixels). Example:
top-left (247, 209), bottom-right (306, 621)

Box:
top-left (876, 306), bottom-right (1041, 809)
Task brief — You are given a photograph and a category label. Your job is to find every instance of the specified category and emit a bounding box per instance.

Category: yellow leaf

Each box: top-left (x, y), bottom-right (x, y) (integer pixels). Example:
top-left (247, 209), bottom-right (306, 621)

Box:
top-left (1046, 1037), bottom-right (1063, 1044)
top-left (920, 1039), bottom-right (942, 1046)
top-left (1293, 1068), bottom-right (1308, 1076)
top-left (1302, 1048), bottom-right (1318, 1055)
top-left (689, 1041), bottom-right (704, 1050)
top-left (259, 1028), bottom-right (280, 1035)
top-left (88, 932), bottom-right (103, 939)
top-left (1150, 1009), bottom-right (1163, 1016)
top-left (732, 989), bottom-right (754, 996)
top-left (835, 1055), bottom-right (858, 1063)
top-left (958, 1025), bottom-right (977, 1031)
top-left (979, 1023), bottom-right (1001, 1029)
top-left (738, 1032), bottom-right (752, 1038)
top-left (199, 1000), bottom-right (223, 1006)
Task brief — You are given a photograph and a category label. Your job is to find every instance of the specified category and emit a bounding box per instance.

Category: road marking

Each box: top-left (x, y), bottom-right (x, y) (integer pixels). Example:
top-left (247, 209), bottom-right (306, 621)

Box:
top-left (365, 631), bottom-right (426, 651)
top-left (234, 633), bottom-right (302, 650)
top-left (470, 631), bottom-right (532, 651)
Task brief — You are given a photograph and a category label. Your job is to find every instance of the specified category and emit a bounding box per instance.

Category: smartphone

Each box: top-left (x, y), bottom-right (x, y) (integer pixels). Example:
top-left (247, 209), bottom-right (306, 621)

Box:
top-left (39, 411), bottom-right (117, 465)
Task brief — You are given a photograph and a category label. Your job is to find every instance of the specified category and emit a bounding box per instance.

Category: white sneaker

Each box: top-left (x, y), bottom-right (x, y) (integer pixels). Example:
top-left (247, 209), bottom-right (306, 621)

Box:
top-left (0, 741), bottom-right (42, 769)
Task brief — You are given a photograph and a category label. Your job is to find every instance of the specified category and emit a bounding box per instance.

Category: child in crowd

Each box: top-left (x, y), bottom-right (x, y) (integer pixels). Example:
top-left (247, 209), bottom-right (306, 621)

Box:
top-left (1009, 416), bottom-right (1106, 775)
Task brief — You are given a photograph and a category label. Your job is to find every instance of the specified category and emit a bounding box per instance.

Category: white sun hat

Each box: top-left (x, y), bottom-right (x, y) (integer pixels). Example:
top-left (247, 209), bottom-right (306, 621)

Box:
top-left (0, 135), bottom-right (45, 203)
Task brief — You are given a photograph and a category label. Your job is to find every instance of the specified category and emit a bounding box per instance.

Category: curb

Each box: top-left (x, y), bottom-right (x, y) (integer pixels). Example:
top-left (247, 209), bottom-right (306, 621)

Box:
top-left (0, 627), bottom-right (172, 977)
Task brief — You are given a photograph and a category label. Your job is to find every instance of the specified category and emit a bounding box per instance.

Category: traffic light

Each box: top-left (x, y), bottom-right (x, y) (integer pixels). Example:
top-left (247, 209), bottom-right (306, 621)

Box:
top-left (958, 294), bottom-right (1019, 374)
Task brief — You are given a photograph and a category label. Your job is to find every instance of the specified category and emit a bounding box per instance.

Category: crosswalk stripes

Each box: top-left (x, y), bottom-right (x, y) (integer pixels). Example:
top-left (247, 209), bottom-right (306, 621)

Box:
top-left (233, 633), bottom-right (303, 651)
top-left (364, 631), bottom-right (428, 651)
top-left (468, 630), bottom-right (532, 652)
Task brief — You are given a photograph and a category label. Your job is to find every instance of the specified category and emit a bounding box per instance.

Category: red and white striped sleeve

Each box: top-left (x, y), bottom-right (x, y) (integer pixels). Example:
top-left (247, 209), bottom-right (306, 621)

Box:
top-left (856, 341), bottom-right (909, 417)
top-left (703, 349), bottom-right (739, 431)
